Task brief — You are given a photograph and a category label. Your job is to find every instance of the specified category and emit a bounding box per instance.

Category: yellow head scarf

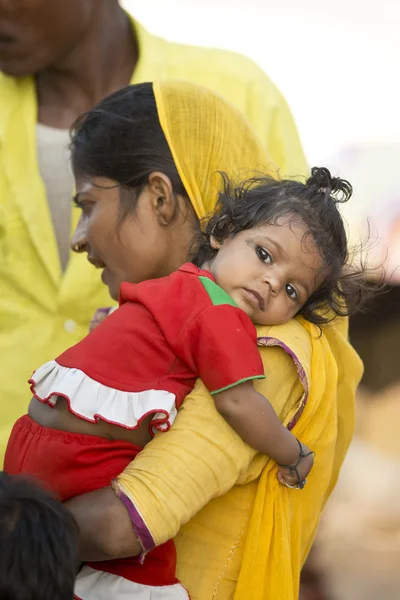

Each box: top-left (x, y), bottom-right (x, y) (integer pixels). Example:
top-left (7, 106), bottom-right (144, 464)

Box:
top-left (119, 81), bottom-right (362, 599)
top-left (153, 80), bottom-right (276, 219)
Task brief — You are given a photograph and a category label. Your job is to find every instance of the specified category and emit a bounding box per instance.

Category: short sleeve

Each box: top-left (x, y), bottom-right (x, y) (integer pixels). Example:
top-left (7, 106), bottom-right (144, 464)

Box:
top-left (175, 304), bottom-right (265, 394)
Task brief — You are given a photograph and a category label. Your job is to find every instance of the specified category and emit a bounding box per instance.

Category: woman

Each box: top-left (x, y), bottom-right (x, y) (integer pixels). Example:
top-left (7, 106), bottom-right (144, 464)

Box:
top-left (0, 0), bottom-right (307, 464)
top-left (47, 81), bottom-right (361, 599)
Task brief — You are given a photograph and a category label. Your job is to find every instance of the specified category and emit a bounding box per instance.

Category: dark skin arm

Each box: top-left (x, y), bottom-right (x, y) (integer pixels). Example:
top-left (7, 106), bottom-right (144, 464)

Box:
top-left (65, 381), bottom-right (312, 561)
top-left (214, 381), bottom-right (314, 486)
top-left (65, 486), bottom-right (142, 561)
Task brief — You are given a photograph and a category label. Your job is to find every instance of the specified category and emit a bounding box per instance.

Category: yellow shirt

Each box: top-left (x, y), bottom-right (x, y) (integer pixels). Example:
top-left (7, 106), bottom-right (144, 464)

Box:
top-left (0, 16), bottom-right (307, 461)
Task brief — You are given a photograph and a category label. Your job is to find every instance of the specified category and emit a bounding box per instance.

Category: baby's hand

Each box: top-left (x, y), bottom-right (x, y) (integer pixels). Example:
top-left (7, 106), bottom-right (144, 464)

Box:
top-left (277, 441), bottom-right (314, 489)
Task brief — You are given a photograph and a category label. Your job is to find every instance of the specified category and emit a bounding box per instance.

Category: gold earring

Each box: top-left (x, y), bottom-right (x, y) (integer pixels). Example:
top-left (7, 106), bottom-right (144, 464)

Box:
top-left (73, 243), bottom-right (81, 252)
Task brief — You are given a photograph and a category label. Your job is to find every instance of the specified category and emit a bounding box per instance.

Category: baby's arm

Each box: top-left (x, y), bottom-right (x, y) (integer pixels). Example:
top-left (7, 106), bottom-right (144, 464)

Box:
top-left (175, 303), bottom-right (313, 486)
top-left (213, 381), bottom-right (314, 487)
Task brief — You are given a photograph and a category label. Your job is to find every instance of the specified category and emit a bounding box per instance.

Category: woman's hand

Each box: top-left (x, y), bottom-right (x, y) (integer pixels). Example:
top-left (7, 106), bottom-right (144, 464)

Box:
top-left (89, 307), bottom-right (116, 332)
top-left (64, 486), bottom-right (142, 562)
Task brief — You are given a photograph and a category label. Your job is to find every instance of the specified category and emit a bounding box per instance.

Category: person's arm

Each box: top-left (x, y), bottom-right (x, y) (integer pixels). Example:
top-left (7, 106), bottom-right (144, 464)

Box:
top-left (65, 382), bottom-right (258, 561)
top-left (214, 381), bottom-right (314, 484)
top-left (175, 304), bottom-right (313, 481)
top-left (265, 89), bottom-right (308, 178)
top-left (65, 341), bottom-right (304, 562)
top-left (65, 486), bottom-right (142, 561)
top-left (245, 68), bottom-right (309, 178)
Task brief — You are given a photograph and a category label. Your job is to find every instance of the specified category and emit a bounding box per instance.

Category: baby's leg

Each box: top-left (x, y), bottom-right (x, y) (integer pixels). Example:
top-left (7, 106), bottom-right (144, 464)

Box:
top-left (4, 414), bottom-right (142, 499)
top-left (5, 415), bottom-right (187, 599)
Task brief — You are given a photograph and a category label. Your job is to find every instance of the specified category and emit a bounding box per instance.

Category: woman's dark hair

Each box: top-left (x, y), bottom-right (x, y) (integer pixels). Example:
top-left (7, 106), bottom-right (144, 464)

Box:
top-left (70, 83), bottom-right (188, 220)
top-left (0, 472), bottom-right (78, 600)
top-left (194, 167), bottom-right (372, 325)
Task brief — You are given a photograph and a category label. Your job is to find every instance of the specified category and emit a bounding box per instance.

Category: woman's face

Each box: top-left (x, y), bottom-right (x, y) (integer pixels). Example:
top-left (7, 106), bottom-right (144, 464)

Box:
top-left (71, 175), bottom-right (198, 300)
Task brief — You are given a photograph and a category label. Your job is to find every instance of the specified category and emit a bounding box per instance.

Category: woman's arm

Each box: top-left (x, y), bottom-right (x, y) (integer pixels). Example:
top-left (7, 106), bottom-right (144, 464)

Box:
top-left (66, 380), bottom-right (258, 561)
top-left (65, 486), bottom-right (142, 561)
top-left (66, 345), bottom-right (303, 561)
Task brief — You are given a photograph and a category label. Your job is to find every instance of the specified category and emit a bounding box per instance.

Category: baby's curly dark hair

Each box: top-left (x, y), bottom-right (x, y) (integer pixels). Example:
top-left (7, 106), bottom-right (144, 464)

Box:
top-left (193, 167), bottom-right (372, 325)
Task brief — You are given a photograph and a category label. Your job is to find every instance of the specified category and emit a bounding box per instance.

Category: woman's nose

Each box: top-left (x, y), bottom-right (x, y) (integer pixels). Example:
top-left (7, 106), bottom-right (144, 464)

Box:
top-left (70, 215), bottom-right (88, 253)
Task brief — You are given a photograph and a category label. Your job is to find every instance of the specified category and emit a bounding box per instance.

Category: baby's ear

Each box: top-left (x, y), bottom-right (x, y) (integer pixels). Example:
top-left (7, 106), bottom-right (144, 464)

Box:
top-left (210, 235), bottom-right (222, 250)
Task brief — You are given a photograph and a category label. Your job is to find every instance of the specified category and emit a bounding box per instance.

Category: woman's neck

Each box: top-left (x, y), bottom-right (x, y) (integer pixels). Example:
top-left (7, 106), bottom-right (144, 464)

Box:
top-left (36, 5), bottom-right (138, 129)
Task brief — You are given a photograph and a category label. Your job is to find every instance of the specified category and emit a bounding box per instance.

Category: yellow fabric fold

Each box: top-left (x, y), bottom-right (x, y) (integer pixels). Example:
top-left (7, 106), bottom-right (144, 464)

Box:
top-left (153, 80), bottom-right (277, 220)
top-left (116, 81), bottom-right (363, 599)
top-left (235, 318), bottom-right (362, 599)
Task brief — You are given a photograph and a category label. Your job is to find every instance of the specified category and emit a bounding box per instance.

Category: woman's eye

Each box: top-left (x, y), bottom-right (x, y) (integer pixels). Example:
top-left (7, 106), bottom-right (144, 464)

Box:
top-left (73, 197), bottom-right (92, 214)
top-left (256, 246), bottom-right (272, 264)
top-left (286, 284), bottom-right (297, 300)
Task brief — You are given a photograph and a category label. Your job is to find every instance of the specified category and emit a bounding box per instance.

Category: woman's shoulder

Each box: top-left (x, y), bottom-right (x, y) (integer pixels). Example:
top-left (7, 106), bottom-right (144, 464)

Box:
top-left (256, 318), bottom-right (313, 382)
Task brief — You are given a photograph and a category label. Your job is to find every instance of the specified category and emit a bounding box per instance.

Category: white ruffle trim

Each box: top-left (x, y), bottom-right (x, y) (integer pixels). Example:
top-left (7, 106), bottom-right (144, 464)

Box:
top-left (29, 360), bottom-right (177, 434)
top-left (75, 565), bottom-right (190, 599)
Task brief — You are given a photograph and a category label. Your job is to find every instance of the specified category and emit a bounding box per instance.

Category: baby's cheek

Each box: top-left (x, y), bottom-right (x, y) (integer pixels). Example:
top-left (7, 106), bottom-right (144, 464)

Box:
top-left (287, 304), bottom-right (298, 320)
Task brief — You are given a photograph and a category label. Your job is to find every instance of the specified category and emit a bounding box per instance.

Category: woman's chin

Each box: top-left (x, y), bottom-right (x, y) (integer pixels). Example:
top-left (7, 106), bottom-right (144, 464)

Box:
top-left (101, 268), bottom-right (119, 301)
top-left (109, 287), bottom-right (119, 302)
top-left (108, 283), bottom-right (120, 302)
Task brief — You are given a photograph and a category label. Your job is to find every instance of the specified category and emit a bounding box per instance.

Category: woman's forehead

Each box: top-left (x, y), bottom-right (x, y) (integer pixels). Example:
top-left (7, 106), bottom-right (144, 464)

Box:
top-left (75, 177), bottom-right (119, 193)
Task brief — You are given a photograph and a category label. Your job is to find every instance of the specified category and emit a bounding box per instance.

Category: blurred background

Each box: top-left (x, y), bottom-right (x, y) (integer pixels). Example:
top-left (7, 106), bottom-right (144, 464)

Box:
top-left (124, 0), bottom-right (400, 279)
top-left (123, 0), bottom-right (400, 598)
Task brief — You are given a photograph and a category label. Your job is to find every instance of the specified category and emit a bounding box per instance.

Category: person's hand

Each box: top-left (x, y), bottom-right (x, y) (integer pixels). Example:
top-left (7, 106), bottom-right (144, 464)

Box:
top-left (277, 441), bottom-right (314, 489)
top-left (89, 307), bottom-right (116, 332)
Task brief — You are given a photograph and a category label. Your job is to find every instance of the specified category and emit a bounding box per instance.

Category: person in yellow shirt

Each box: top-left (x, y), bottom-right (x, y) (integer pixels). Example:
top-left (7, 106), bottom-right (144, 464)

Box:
top-left (0, 0), bottom-right (307, 462)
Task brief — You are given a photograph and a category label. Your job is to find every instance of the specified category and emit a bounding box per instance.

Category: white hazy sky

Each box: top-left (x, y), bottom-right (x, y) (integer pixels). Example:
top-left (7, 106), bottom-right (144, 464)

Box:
top-left (122, 0), bottom-right (399, 165)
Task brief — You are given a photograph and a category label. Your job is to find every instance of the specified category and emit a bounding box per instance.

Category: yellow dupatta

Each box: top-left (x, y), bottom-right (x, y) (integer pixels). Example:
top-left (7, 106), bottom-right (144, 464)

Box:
top-left (235, 317), bottom-right (361, 598)
top-left (153, 80), bottom-right (276, 219)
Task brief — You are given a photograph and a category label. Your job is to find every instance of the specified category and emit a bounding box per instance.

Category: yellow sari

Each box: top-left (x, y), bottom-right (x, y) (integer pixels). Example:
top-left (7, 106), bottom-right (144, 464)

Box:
top-left (116, 81), bottom-right (363, 599)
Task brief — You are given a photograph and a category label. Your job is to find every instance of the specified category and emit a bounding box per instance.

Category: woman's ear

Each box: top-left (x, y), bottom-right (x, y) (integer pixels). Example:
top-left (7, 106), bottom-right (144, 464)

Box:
top-left (147, 172), bottom-right (178, 225)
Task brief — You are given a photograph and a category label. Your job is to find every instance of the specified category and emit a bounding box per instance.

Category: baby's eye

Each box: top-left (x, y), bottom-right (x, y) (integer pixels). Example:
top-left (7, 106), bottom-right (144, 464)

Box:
top-left (286, 284), bottom-right (297, 300)
top-left (256, 246), bottom-right (272, 264)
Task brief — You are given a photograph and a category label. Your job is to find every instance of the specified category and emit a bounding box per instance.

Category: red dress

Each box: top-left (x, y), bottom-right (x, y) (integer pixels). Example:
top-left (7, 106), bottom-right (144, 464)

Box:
top-left (5, 263), bottom-right (264, 599)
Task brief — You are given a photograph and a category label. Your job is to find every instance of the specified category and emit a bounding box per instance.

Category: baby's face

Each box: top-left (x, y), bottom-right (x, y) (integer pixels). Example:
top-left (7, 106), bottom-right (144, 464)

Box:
top-left (205, 218), bottom-right (327, 326)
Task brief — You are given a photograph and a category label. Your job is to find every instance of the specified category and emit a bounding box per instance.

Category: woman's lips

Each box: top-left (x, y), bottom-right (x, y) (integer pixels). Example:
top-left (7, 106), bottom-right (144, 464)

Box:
top-left (243, 288), bottom-right (265, 311)
top-left (87, 256), bottom-right (108, 284)
top-left (88, 256), bottom-right (106, 269)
